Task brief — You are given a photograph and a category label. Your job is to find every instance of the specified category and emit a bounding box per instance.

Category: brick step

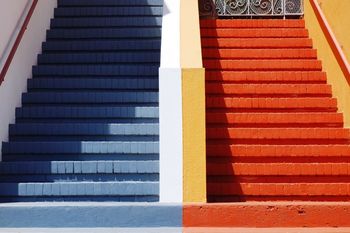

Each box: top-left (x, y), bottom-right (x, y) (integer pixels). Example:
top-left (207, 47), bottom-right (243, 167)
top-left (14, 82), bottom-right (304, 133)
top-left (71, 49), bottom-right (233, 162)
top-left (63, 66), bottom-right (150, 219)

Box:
top-left (207, 162), bottom-right (350, 176)
top-left (54, 7), bottom-right (163, 17)
top-left (206, 97), bottom-right (337, 111)
top-left (201, 28), bottom-right (308, 38)
top-left (22, 92), bottom-right (158, 105)
top-left (207, 175), bottom-right (350, 183)
top-left (47, 28), bottom-right (161, 40)
top-left (204, 60), bottom-right (322, 71)
top-left (207, 182), bottom-right (350, 196)
top-left (206, 84), bottom-right (331, 96)
top-left (203, 49), bottom-right (317, 59)
top-left (184, 202), bottom-right (350, 227)
top-left (58, 0), bottom-right (164, 7)
top-left (205, 71), bottom-right (327, 83)
top-left (32, 65), bottom-right (158, 77)
top-left (2, 141), bottom-right (159, 155)
top-left (51, 16), bottom-right (162, 28)
top-left (9, 123), bottom-right (158, 137)
top-left (0, 181), bottom-right (158, 197)
top-left (201, 38), bottom-right (312, 48)
top-left (38, 52), bottom-right (160, 64)
top-left (28, 78), bottom-right (158, 90)
top-left (200, 19), bottom-right (305, 28)
top-left (206, 128), bottom-right (350, 140)
top-left (206, 113), bottom-right (343, 127)
top-left (15, 106), bottom-right (158, 119)
top-left (206, 144), bottom-right (350, 157)
top-left (42, 40), bottom-right (161, 52)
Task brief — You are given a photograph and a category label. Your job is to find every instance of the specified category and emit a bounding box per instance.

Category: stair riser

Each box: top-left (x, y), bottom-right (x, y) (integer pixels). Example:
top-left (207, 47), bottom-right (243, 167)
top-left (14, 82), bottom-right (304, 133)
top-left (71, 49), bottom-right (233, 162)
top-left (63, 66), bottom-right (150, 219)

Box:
top-left (0, 174), bottom-right (159, 182)
top-left (54, 7), bottom-right (163, 17)
top-left (28, 78), bottom-right (159, 90)
top-left (206, 71), bottom-right (327, 83)
top-left (58, 0), bottom-right (164, 7)
top-left (203, 49), bottom-right (317, 59)
top-left (202, 39), bottom-right (313, 48)
top-left (3, 154), bottom-right (159, 162)
top-left (42, 40), bottom-right (161, 52)
top-left (200, 19), bottom-right (305, 28)
top-left (22, 92), bottom-right (159, 104)
top-left (47, 28), bottom-right (161, 40)
top-left (32, 65), bottom-right (159, 77)
top-left (38, 53), bottom-right (160, 64)
top-left (51, 17), bottom-right (163, 28)
top-left (201, 29), bottom-right (309, 38)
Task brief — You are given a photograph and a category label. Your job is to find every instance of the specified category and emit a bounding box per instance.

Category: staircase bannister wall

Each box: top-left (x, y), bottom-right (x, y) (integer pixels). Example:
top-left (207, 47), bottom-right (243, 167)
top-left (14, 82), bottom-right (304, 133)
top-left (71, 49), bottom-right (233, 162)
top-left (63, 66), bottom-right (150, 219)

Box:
top-left (0, 0), bottom-right (57, 159)
top-left (305, 0), bottom-right (350, 127)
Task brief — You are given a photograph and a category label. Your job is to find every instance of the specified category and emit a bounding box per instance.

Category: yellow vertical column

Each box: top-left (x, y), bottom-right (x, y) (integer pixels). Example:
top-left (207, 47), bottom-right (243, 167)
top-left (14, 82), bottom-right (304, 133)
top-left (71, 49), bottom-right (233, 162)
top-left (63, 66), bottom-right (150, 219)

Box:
top-left (305, 0), bottom-right (350, 127)
top-left (180, 0), bottom-right (207, 202)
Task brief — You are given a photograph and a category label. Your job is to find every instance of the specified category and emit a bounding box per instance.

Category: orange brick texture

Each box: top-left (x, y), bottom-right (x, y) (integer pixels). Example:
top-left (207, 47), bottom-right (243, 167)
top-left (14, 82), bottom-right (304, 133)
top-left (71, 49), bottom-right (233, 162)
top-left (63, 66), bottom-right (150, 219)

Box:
top-left (201, 19), bottom-right (350, 202)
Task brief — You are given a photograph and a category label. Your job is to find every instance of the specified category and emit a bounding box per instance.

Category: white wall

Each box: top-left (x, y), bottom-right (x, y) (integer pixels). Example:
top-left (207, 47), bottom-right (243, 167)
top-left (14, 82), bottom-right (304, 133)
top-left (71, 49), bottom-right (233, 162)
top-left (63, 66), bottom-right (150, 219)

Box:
top-left (0, 0), bottom-right (29, 64)
top-left (0, 0), bottom-right (57, 159)
top-left (159, 0), bottom-right (183, 202)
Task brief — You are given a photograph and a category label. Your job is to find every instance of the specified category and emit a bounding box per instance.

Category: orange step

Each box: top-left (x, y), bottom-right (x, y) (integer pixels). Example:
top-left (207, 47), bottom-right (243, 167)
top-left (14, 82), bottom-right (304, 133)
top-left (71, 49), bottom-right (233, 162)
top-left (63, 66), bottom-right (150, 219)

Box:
top-left (184, 202), bottom-right (350, 227)
top-left (206, 128), bottom-right (350, 140)
top-left (207, 163), bottom-right (350, 176)
top-left (206, 97), bottom-right (337, 111)
top-left (202, 49), bottom-right (317, 59)
top-left (205, 71), bottom-right (327, 83)
top-left (206, 84), bottom-right (331, 96)
top-left (206, 145), bottom-right (350, 157)
top-left (200, 19), bottom-right (305, 28)
top-left (200, 28), bottom-right (309, 38)
top-left (203, 60), bottom-right (322, 71)
top-left (201, 38), bottom-right (313, 48)
top-left (206, 113), bottom-right (344, 126)
top-left (207, 183), bottom-right (350, 196)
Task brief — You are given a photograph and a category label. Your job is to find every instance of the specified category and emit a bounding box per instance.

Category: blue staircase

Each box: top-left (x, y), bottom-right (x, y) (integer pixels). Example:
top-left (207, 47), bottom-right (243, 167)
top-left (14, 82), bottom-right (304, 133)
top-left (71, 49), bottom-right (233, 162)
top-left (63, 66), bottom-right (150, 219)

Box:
top-left (1, 0), bottom-right (163, 203)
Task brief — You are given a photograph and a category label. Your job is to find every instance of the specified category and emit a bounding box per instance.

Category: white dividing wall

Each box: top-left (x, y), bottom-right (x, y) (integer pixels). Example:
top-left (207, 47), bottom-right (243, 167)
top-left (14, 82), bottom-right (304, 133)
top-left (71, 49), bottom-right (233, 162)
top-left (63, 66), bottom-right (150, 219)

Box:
top-left (159, 0), bottom-right (183, 202)
top-left (0, 0), bottom-right (29, 63)
top-left (0, 0), bottom-right (57, 159)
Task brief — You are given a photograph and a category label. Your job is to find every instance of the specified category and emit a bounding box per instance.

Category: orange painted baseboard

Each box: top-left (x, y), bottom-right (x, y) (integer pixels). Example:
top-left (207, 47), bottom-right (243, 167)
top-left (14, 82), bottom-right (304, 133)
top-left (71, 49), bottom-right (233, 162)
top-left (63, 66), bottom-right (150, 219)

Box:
top-left (183, 203), bottom-right (350, 227)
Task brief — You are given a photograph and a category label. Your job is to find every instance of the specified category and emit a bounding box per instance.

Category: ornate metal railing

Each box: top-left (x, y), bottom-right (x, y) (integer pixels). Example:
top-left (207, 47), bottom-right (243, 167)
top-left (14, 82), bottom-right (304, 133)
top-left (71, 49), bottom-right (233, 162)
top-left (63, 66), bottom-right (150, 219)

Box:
top-left (199, 0), bottom-right (303, 18)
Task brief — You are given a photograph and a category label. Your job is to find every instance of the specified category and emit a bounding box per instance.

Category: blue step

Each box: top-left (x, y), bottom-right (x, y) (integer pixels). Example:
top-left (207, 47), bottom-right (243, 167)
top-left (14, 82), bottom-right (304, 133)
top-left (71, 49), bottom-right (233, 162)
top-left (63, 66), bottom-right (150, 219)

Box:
top-left (51, 17), bottom-right (163, 28)
top-left (47, 28), bottom-right (161, 40)
top-left (0, 161), bottom-right (158, 182)
top-left (0, 0), bottom-right (163, 205)
top-left (42, 40), bottom-right (161, 52)
top-left (9, 123), bottom-right (159, 142)
top-left (22, 92), bottom-right (158, 104)
top-left (38, 52), bottom-right (160, 64)
top-left (0, 182), bottom-right (158, 197)
top-left (32, 65), bottom-right (159, 76)
top-left (9, 123), bottom-right (159, 137)
top-left (58, 0), bottom-right (164, 7)
top-left (0, 203), bottom-right (181, 227)
top-left (54, 7), bottom-right (163, 17)
top-left (2, 141), bottom-right (159, 154)
top-left (0, 161), bottom-right (158, 175)
top-left (27, 78), bottom-right (159, 90)
top-left (16, 106), bottom-right (159, 119)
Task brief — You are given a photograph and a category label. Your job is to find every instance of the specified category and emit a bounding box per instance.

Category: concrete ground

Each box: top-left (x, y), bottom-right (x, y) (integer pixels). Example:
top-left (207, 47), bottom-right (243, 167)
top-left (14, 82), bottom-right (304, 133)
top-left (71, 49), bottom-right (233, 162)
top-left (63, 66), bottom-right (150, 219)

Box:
top-left (1, 228), bottom-right (350, 233)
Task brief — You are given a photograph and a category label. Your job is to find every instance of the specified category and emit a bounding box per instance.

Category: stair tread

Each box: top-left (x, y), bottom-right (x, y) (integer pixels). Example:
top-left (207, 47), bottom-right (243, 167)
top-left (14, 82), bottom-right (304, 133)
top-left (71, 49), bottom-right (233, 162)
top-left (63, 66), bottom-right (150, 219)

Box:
top-left (0, 161), bottom-right (159, 175)
top-left (206, 144), bottom-right (350, 157)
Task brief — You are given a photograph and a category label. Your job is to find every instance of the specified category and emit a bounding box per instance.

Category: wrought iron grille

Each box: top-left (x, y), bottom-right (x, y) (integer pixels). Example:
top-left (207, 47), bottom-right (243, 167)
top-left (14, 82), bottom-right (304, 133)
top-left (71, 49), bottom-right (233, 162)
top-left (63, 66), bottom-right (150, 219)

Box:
top-left (199, 0), bottom-right (304, 17)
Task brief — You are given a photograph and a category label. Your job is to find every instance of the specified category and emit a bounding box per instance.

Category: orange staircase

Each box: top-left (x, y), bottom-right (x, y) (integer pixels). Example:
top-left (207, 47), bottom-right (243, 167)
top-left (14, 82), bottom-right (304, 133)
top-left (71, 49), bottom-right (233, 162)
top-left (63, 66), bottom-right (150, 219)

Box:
top-left (201, 19), bottom-right (350, 202)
